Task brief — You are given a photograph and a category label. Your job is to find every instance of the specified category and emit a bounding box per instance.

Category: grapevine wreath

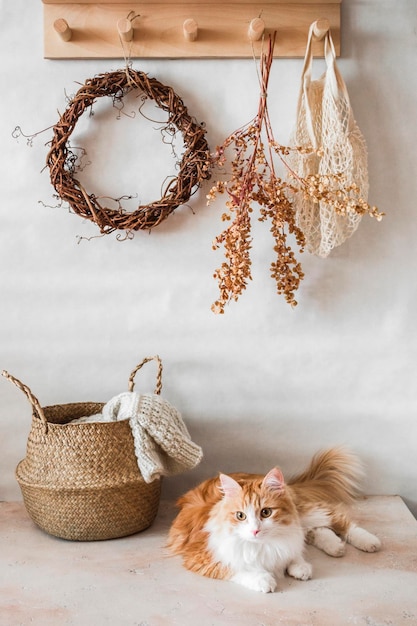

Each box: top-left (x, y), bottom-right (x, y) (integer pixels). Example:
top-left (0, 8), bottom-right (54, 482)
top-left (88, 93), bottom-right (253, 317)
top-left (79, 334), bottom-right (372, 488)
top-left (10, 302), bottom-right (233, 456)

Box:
top-left (46, 68), bottom-right (211, 234)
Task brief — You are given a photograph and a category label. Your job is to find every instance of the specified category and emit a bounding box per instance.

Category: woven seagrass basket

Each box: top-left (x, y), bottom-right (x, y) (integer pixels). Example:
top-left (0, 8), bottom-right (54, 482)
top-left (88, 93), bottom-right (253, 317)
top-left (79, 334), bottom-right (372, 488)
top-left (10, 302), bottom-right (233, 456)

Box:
top-left (3, 356), bottom-right (164, 541)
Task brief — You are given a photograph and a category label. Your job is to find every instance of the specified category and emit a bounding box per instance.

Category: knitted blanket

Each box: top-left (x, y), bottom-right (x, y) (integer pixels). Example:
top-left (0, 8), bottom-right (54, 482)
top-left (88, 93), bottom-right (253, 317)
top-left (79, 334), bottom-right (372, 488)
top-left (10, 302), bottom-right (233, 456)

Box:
top-left (72, 392), bottom-right (203, 483)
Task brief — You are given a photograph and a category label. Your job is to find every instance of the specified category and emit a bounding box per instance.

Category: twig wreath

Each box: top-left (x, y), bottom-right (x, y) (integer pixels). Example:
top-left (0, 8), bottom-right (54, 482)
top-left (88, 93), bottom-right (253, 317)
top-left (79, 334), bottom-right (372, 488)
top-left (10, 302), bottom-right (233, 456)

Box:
top-left (46, 67), bottom-right (211, 234)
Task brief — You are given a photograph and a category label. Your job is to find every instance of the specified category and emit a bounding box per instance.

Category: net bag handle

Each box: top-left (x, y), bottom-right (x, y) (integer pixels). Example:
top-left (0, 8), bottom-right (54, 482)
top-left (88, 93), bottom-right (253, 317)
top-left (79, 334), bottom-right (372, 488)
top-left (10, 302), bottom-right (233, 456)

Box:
top-left (298, 21), bottom-right (352, 148)
top-left (128, 355), bottom-right (163, 395)
top-left (2, 370), bottom-right (48, 428)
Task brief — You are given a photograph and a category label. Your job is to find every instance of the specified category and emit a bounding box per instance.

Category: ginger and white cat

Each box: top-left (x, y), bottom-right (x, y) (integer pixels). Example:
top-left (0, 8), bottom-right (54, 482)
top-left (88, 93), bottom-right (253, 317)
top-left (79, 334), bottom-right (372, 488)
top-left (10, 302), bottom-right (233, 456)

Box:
top-left (168, 447), bottom-right (381, 593)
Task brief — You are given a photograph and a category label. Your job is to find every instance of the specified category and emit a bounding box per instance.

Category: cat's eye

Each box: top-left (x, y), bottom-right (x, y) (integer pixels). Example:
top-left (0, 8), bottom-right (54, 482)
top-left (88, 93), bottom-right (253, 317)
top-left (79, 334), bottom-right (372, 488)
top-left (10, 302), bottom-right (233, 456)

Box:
top-left (235, 511), bottom-right (247, 521)
top-left (260, 508), bottom-right (272, 518)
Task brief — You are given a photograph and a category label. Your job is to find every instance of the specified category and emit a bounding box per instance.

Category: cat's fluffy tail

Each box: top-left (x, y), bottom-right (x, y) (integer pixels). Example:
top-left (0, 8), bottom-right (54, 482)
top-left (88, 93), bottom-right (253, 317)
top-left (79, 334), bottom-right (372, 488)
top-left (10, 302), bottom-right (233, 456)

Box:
top-left (289, 447), bottom-right (364, 504)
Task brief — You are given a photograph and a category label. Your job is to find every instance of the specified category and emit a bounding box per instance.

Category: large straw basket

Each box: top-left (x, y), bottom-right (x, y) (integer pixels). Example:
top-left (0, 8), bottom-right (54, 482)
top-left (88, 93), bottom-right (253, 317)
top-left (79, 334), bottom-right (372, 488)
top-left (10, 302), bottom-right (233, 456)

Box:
top-left (3, 356), bottom-right (164, 541)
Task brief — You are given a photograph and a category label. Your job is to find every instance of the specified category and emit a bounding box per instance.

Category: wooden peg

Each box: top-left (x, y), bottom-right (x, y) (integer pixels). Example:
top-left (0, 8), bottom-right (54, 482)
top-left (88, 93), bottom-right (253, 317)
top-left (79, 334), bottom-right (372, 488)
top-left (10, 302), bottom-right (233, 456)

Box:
top-left (183, 18), bottom-right (198, 42)
top-left (53, 18), bottom-right (72, 42)
top-left (248, 17), bottom-right (265, 42)
top-left (117, 17), bottom-right (133, 42)
top-left (312, 18), bottom-right (330, 40)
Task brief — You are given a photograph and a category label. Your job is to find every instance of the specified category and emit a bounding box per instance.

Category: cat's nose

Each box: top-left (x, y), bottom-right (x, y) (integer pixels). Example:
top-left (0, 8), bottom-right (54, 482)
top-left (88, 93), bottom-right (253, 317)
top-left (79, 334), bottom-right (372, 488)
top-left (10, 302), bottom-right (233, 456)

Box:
top-left (252, 529), bottom-right (260, 536)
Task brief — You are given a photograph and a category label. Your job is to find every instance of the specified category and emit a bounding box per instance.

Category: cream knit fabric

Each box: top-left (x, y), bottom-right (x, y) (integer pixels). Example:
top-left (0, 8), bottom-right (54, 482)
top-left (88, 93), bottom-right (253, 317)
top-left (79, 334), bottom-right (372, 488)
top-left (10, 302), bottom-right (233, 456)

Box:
top-left (73, 392), bottom-right (203, 483)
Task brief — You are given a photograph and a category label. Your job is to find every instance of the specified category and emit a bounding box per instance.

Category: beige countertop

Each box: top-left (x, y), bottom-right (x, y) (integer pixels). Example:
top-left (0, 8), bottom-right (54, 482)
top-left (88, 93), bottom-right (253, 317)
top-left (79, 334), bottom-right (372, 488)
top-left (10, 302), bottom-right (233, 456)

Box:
top-left (1, 496), bottom-right (416, 626)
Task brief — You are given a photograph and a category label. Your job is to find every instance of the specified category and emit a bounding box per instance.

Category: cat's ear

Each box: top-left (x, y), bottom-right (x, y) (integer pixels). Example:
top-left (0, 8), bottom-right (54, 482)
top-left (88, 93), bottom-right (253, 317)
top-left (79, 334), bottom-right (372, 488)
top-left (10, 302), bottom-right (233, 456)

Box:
top-left (262, 468), bottom-right (285, 494)
top-left (219, 474), bottom-right (242, 498)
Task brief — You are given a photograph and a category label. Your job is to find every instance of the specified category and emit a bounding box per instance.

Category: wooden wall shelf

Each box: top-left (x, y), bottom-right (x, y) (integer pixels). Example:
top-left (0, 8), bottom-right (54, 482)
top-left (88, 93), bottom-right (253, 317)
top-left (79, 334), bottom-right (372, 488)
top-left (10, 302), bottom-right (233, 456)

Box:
top-left (42, 1), bottom-right (341, 59)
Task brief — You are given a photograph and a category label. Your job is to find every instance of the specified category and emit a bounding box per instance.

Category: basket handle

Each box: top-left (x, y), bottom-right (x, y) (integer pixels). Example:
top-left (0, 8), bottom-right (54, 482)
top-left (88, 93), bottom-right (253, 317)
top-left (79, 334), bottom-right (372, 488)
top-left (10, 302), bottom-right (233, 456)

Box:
top-left (128, 355), bottom-right (163, 395)
top-left (2, 370), bottom-right (48, 426)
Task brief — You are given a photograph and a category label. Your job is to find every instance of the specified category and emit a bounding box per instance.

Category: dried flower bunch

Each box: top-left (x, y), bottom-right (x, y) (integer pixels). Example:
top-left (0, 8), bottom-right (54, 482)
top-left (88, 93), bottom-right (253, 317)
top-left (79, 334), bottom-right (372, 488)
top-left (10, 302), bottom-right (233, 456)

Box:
top-left (46, 67), bottom-right (211, 234)
top-left (208, 35), bottom-right (383, 314)
top-left (207, 34), bottom-right (306, 314)
top-left (298, 172), bottom-right (383, 220)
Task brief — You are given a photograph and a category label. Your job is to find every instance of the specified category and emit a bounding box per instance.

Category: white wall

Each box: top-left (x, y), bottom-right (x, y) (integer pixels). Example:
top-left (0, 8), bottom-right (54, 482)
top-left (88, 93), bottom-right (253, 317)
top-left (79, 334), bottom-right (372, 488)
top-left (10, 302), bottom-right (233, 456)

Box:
top-left (1, 1), bottom-right (416, 516)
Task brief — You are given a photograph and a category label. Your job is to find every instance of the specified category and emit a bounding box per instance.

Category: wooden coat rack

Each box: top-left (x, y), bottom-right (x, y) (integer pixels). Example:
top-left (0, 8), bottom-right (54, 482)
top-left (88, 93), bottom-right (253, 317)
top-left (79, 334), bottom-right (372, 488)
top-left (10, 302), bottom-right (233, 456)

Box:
top-left (42, 0), bottom-right (341, 59)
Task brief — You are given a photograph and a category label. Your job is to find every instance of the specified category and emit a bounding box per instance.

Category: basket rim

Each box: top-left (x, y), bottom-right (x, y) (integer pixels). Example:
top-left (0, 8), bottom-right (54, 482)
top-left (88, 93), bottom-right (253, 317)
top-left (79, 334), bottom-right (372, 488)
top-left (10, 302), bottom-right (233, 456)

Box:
top-left (31, 402), bottom-right (127, 428)
top-left (41, 401), bottom-right (104, 408)
top-left (39, 401), bottom-right (104, 414)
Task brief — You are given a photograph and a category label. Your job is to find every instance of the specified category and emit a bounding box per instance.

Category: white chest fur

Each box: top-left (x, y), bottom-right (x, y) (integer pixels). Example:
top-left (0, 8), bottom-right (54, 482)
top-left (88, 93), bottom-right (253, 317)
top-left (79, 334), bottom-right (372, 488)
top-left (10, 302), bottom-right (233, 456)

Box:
top-left (205, 513), bottom-right (305, 575)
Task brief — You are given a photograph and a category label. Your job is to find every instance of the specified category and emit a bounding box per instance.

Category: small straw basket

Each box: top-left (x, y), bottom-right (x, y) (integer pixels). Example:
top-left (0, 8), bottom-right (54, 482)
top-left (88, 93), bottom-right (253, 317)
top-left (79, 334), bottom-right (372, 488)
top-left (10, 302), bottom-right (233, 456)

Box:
top-left (2, 356), bottom-right (164, 541)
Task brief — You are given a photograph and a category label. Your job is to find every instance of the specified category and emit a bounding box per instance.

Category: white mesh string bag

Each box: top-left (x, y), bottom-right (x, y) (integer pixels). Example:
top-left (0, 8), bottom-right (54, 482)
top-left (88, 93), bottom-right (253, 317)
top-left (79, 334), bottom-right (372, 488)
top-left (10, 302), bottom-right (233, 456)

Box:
top-left (287, 24), bottom-right (369, 257)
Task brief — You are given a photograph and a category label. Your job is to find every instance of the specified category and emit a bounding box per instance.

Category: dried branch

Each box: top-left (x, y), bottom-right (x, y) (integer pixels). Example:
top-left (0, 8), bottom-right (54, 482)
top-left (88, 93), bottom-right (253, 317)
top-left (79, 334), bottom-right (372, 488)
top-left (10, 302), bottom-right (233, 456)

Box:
top-left (208, 35), bottom-right (305, 313)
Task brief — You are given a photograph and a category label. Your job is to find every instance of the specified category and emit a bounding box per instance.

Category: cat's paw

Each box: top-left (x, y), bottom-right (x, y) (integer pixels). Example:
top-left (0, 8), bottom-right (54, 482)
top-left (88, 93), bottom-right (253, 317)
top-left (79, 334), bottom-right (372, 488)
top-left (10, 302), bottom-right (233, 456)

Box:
top-left (347, 526), bottom-right (381, 553)
top-left (287, 559), bottom-right (312, 581)
top-left (232, 571), bottom-right (277, 593)
top-left (326, 539), bottom-right (346, 557)
top-left (307, 527), bottom-right (346, 557)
